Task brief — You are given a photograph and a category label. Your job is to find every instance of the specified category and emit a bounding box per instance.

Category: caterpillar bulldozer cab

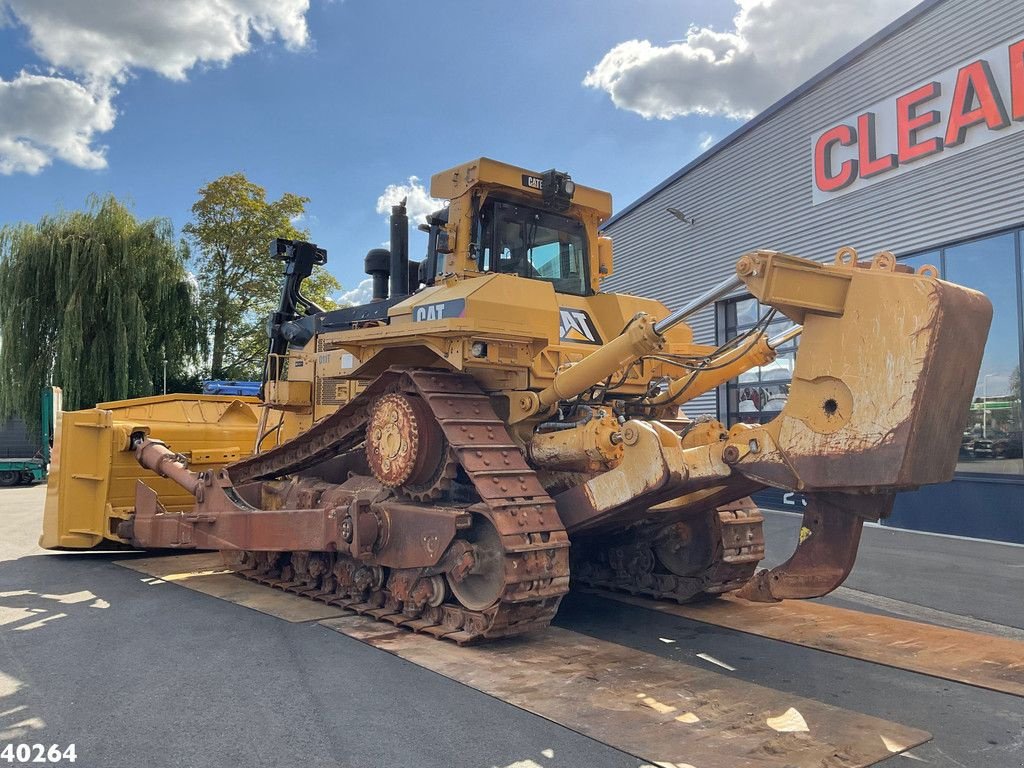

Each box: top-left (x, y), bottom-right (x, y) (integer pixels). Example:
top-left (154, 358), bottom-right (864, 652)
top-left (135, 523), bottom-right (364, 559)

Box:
top-left (43, 158), bottom-right (992, 643)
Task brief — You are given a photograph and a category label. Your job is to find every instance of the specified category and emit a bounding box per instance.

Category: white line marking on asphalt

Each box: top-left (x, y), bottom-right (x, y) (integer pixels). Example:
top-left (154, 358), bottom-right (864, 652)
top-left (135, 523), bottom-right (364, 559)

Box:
top-left (696, 652), bottom-right (736, 671)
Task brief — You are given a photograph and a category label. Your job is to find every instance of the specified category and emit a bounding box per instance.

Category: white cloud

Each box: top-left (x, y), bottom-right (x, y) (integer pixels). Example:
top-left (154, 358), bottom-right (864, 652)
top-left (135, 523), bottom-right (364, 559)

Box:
top-left (0, 0), bottom-right (312, 174)
top-left (0, 72), bottom-right (114, 174)
top-left (2, 0), bottom-right (310, 83)
top-left (336, 277), bottom-right (374, 307)
top-left (376, 176), bottom-right (445, 227)
top-left (698, 132), bottom-right (715, 151)
top-left (583, 0), bottom-right (919, 120)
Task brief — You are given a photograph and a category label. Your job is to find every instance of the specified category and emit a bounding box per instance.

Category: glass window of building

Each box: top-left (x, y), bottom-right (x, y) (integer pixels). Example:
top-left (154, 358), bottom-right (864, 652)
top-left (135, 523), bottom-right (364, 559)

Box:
top-left (898, 250), bottom-right (940, 273)
top-left (723, 298), bottom-right (798, 425)
top-left (943, 233), bottom-right (1022, 476)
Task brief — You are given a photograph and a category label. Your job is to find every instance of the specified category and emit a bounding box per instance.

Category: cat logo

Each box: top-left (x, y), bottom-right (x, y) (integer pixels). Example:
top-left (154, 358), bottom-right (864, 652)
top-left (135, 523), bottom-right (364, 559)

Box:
top-left (559, 308), bottom-right (602, 345)
top-left (413, 299), bottom-right (465, 322)
top-left (522, 174), bottom-right (544, 190)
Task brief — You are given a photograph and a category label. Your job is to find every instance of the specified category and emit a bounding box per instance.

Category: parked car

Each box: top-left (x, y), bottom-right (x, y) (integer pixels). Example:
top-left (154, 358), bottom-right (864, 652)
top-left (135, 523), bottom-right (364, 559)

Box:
top-left (993, 433), bottom-right (1023, 459)
top-left (971, 438), bottom-right (995, 458)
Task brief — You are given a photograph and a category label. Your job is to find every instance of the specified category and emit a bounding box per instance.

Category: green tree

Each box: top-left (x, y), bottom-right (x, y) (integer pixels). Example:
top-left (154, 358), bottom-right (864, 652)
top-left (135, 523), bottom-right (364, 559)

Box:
top-left (0, 195), bottom-right (204, 424)
top-left (184, 173), bottom-right (339, 380)
top-left (1011, 365), bottom-right (1021, 432)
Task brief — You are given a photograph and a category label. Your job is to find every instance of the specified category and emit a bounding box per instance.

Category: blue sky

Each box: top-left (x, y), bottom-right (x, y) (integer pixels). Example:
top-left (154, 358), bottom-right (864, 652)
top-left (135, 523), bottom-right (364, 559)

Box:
top-left (0, 0), bottom-right (916, 300)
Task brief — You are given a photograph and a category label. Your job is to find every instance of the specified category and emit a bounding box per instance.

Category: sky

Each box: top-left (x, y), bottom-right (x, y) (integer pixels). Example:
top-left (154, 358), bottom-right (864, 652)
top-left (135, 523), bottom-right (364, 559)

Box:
top-left (0, 0), bottom-right (920, 304)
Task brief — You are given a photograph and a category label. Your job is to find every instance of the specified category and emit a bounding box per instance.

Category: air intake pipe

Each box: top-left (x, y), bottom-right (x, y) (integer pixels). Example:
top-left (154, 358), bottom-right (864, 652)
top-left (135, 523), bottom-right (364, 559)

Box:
top-left (389, 198), bottom-right (409, 299)
top-left (364, 248), bottom-right (391, 302)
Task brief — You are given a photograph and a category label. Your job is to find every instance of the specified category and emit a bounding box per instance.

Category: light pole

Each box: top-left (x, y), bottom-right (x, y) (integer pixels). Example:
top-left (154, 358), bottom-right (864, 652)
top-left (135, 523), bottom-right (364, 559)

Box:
top-left (982, 373), bottom-right (997, 439)
top-left (163, 358), bottom-right (168, 395)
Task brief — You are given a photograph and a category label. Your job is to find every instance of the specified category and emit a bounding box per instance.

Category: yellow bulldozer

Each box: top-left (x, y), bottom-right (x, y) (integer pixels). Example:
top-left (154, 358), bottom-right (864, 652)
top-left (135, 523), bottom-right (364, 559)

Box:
top-left (42, 158), bottom-right (992, 644)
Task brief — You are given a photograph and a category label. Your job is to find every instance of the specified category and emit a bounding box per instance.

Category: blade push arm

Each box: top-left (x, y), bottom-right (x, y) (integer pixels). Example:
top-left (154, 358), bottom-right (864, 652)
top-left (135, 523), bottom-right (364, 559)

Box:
top-left (646, 324), bottom-right (802, 407)
top-left (508, 272), bottom-right (746, 423)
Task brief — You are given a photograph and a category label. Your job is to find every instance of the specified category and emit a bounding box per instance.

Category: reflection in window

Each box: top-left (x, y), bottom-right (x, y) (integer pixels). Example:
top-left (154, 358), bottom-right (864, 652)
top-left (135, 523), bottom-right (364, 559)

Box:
top-left (724, 297), bottom-right (795, 425)
top-left (944, 234), bottom-right (1022, 476)
top-left (733, 298), bottom-right (759, 327)
top-left (899, 250), bottom-right (939, 274)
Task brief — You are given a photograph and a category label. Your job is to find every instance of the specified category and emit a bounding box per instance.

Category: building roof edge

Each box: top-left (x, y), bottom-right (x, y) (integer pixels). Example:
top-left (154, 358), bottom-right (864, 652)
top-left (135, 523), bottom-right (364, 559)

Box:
top-left (601, 0), bottom-right (946, 230)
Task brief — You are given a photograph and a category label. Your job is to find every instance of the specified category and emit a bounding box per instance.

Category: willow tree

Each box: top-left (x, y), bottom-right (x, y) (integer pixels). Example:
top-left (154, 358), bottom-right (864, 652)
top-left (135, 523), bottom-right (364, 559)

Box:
top-left (184, 173), bottom-right (339, 380)
top-left (0, 195), bottom-right (204, 425)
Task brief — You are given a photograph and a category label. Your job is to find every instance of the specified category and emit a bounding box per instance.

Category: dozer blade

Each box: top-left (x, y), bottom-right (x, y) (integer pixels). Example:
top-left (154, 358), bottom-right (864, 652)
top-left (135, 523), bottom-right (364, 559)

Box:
top-left (731, 249), bottom-right (992, 492)
top-left (40, 394), bottom-right (260, 550)
top-left (724, 250), bottom-right (992, 599)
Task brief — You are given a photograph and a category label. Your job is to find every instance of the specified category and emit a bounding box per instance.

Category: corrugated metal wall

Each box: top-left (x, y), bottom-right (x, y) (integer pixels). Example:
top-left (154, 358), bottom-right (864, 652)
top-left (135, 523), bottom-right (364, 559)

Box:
top-left (0, 419), bottom-right (38, 458)
top-left (602, 0), bottom-right (1024, 418)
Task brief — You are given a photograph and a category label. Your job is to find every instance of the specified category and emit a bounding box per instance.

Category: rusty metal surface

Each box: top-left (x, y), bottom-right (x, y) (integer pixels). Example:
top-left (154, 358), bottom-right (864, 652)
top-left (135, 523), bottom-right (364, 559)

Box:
top-left (573, 500), bottom-right (766, 603)
top-left (386, 369), bottom-right (571, 640)
top-left (592, 590), bottom-right (1024, 698)
top-left (322, 615), bottom-right (930, 768)
top-left (227, 371), bottom-right (395, 484)
top-left (365, 392), bottom-right (444, 489)
top-left (737, 251), bottom-right (992, 492)
top-left (131, 369), bottom-right (570, 644)
top-left (736, 494), bottom-right (882, 601)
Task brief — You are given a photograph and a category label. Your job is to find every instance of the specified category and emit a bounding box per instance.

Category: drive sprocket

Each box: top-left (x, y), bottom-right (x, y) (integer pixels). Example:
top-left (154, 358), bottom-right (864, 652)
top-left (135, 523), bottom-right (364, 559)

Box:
top-left (365, 392), bottom-right (454, 501)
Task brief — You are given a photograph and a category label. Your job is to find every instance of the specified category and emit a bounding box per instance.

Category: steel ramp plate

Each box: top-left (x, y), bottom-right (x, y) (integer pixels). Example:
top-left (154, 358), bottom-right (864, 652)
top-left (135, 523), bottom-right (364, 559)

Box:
top-left (321, 615), bottom-right (930, 768)
top-left (589, 590), bottom-right (1024, 698)
top-left (114, 553), bottom-right (347, 623)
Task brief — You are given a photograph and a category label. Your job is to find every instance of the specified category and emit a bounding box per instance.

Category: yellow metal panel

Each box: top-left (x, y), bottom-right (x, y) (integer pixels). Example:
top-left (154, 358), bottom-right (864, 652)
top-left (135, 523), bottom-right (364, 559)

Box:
top-left (41, 394), bottom-right (261, 550)
top-left (430, 157), bottom-right (612, 218)
top-left (266, 380), bottom-right (313, 409)
top-left (41, 408), bottom-right (112, 549)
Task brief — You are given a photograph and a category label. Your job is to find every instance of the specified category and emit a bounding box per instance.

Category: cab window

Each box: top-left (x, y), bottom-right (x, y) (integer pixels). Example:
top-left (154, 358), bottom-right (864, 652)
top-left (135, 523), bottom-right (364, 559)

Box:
top-left (478, 200), bottom-right (589, 295)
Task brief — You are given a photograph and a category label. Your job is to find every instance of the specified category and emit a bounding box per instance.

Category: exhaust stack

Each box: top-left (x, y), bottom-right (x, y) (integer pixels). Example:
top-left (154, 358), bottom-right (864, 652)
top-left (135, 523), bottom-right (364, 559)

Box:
top-left (389, 199), bottom-right (409, 299)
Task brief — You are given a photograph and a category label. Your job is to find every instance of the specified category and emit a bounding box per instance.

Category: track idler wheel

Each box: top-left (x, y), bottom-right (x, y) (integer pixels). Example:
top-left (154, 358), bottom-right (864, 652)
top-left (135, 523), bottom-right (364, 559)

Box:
top-left (446, 515), bottom-right (506, 612)
top-left (366, 393), bottom-right (453, 501)
top-left (654, 517), bottom-right (714, 578)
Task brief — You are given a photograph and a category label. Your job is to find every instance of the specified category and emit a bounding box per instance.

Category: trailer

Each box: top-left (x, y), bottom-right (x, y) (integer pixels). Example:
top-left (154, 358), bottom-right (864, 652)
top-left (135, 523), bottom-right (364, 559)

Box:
top-left (0, 388), bottom-right (59, 487)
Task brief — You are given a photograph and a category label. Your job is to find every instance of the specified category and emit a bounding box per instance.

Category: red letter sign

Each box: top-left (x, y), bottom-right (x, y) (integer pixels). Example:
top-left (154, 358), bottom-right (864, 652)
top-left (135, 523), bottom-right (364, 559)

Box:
top-left (945, 60), bottom-right (1010, 146)
top-left (814, 124), bottom-right (858, 192)
top-left (857, 112), bottom-right (898, 178)
top-left (1010, 39), bottom-right (1024, 121)
top-left (897, 82), bottom-right (943, 163)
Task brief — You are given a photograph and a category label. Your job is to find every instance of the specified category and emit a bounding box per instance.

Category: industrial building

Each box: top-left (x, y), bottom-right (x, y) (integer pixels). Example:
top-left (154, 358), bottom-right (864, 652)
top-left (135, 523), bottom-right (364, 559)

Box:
top-left (602, 0), bottom-right (1023, 542)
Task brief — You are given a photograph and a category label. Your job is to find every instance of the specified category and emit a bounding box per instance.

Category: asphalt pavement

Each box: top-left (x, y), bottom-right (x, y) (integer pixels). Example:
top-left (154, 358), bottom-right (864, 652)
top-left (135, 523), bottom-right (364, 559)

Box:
top-left (2, 485), bottom-right (1022, 768)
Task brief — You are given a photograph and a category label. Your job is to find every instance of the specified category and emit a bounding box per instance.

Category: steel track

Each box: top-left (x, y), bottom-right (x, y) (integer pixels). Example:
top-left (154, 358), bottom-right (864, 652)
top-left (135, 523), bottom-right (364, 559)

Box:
top-left (572, 505), bottom-right (766, 602)
top-left (231, 368), bottom-right (570, 644)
